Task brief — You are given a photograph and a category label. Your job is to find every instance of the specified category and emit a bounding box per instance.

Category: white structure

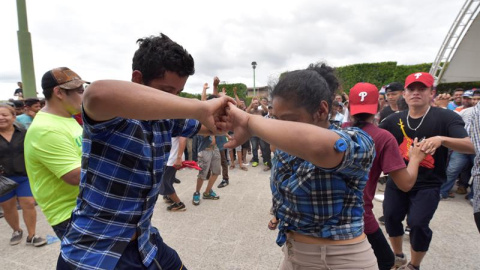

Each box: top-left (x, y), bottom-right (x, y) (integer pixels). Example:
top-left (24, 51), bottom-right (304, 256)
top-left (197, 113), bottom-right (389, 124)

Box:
top-left (430, 0), bottom-right (480, 84)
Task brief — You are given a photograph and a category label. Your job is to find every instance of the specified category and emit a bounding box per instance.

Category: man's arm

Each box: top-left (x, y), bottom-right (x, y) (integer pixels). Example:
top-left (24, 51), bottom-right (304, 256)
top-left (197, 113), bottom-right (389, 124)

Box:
top-left (201, 83), bottom-right (209, 101)
top-left (83, 80), bottom-right (233, 133)
top-left (61, 167), bottom-right (81, 186)
top-left (260, 103), bottom-right (268, 114)
top-left (233, 87), bottom-right (242, 104)
top-left (173, 137), bottom-right (187, 169)
top-left (213, 77), bottom-right (220, 96)
top-left (421, 136), bottom-right (475, 155)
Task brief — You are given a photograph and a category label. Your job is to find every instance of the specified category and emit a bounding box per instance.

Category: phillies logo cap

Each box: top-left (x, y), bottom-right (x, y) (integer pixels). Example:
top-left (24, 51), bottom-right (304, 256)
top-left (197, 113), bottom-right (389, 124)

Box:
top-left (348, 82), bottom-right (379, 116)
top-left (405, 72), bottom-right (434, 89)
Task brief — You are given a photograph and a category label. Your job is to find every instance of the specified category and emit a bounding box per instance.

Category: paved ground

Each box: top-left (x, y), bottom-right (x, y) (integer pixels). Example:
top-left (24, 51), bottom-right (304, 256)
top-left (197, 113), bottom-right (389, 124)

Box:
top-left (0, 154), bottom-right (479, 269)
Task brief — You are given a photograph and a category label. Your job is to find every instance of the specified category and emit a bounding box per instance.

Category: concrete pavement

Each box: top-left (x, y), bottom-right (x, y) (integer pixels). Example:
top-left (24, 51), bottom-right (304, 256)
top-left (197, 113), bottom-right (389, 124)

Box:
top-left (0, 155), bottom-right (479, 269)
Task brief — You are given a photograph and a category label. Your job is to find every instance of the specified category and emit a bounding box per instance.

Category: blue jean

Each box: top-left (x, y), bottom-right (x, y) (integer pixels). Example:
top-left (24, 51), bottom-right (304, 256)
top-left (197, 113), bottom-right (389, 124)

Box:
top-left (250, 136), bottom-right (260, 162)
top-left (440, 151), bottom-right (475, 198)
top-left (259, 139), bottom-right (271, 167)
top-left (57, 233), bottom-right (186, 270)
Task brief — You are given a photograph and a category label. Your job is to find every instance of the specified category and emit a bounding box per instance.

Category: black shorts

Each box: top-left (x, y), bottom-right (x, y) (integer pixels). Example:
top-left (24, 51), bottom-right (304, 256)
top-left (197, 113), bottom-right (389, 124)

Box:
top-left (159, 166), bottom-right (177, 196)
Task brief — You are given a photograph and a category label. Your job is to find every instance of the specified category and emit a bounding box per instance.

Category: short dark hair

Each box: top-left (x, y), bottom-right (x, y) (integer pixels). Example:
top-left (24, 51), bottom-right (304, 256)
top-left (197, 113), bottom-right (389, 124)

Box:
top-left (207, 94), bottom-right (218, 100)
top-left (272, 62), bottom-right (338, 114)
top-left (132, 33), bottom-right (195, 85)
top-left (12, 100), bottom-right (24, 108)
top-left (43, 87), bottom-right (54, 100)
top-left (453, 88), bottom-right (464, 94)
top-left (396, 96), bottom-right (409, 111)
top-left (24, 98), bottom-right (40, 107)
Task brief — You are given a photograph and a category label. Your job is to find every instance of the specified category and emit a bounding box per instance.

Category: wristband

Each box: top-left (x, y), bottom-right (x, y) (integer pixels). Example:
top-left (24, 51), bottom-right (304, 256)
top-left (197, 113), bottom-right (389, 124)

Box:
top-left (334, 138), bottom-right (347, 153)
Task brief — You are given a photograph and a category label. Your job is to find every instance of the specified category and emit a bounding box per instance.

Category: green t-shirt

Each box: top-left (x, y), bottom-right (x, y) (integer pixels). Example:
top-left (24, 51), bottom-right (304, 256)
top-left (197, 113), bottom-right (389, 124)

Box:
top-left (24, 111), bottom-right (82, 226)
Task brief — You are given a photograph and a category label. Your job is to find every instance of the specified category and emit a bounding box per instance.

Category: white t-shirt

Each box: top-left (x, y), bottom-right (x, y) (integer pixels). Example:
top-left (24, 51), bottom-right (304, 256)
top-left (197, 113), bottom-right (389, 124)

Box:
top-left (167, 137), bottom-right (185, 166)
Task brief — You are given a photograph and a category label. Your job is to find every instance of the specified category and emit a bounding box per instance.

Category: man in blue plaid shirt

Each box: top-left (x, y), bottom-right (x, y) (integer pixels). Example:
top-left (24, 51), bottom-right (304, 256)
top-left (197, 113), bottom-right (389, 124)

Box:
top-left (57, 33), bottom-right (233, 270)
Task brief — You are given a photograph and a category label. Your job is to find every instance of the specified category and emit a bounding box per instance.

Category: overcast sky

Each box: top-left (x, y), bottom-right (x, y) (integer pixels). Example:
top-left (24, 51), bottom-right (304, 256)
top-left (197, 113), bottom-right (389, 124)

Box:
top-left (0, 0), bottom-right (465, 100)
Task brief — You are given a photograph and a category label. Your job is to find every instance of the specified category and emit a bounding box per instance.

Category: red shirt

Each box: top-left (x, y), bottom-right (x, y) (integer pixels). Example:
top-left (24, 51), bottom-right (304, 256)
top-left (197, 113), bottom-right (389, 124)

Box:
top-left (344, 122), bottom-right (405, 234)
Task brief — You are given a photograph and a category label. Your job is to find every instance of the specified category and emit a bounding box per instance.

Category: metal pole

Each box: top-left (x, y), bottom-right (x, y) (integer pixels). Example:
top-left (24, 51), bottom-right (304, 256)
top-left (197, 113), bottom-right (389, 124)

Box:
top-left (16, 0), bottom-right (37, 98)
top-left (251, 61), bottom-right (257, 97)
top-left (253, 68), bottom-right (256, 97)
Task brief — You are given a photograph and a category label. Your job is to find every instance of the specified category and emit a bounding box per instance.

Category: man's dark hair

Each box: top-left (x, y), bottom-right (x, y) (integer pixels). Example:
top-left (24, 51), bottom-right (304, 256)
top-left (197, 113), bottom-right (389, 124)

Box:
top-left (351, 113), bottom-right (371, 129)
top-left (132, 33), bottom-right (195, 85)
top-left (272, 62), bottom-right (338, 114)
top-left (453, 88), bottom-right (464, 94)
top-left (396, 96), bottom-right (409, 111)
top-left (24, 98), bottom-right (40, 107)
top-left (12, 100), bottom-right (24, 108)
top-left (43, 87), bottom-right (54, 100)
top-left (207, 94), bottom-right (219, 100)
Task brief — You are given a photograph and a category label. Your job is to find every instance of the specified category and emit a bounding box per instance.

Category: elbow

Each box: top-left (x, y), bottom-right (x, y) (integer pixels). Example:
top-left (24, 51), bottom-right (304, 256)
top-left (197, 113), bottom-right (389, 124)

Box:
top-left (398, 184), bottom-right (413, 192)
top-left (84, 81), bottom-right (109, 108)
top-left (83, 81), bottom-right (110, 117)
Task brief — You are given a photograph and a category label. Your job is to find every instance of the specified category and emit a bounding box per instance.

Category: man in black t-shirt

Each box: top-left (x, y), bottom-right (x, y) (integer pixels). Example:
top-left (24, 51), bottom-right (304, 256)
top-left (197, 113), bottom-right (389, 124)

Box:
top-left (379, 72), bottom-right (475, 270)
top-left (379, 82), bottom-right (403, 123)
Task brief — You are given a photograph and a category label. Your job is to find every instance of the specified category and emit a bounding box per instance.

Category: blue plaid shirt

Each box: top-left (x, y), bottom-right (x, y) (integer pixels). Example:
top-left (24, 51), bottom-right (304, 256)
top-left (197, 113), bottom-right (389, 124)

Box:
top-left (271, 126), bottom-right (374, 246)
top-left (60, 113), bottom-right (200, 269)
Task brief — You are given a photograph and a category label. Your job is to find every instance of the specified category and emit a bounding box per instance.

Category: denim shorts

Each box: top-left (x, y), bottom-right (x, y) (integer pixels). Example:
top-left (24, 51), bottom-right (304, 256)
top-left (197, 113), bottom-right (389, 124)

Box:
top-left (0, 175), bottom-right (33, 203)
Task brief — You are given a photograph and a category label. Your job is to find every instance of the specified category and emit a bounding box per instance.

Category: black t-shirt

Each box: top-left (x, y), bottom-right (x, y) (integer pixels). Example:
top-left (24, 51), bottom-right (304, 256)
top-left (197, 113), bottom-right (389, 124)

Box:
top-left (379, 107), bottom-right (468, 190)
top-left (0, 125), bottom-right (27, 176)
top-left (14, 88), bottom-right (23, 95)
top-left (379, 106), bottom-right (395, 123)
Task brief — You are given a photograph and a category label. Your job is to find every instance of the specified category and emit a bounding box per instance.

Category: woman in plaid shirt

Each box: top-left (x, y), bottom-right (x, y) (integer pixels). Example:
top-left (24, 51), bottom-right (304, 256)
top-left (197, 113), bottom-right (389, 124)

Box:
top-left (223, 63), bottom-right (378, 269)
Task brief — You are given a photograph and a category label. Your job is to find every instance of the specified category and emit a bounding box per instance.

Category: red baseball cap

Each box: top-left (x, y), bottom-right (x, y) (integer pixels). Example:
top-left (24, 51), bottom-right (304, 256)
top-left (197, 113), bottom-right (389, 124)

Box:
top-left (405, 72), bottom-right (434, 89)
top-left (348, 82), bottom-right (379, 116)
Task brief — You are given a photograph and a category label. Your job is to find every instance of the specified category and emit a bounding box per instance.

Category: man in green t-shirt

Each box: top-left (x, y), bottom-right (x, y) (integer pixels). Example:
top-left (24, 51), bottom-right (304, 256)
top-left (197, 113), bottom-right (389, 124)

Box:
top-left (24, 67), bottom-right (86, 239)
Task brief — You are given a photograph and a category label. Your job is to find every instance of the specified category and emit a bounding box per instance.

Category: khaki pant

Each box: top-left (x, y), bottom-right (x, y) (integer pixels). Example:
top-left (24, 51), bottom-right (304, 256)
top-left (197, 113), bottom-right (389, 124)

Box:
top-left (280, 237), bottom-right (378, 270)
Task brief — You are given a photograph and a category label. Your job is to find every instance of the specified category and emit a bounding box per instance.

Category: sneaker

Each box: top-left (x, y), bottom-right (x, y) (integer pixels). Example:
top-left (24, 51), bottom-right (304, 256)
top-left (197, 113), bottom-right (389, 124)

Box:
top-left (10, 230), bottom-right (23, 246)
top-left (243, 162), bottom-right (250, 166)
top-left (378, 216), bottom-right (385, 225)
top-left (192, 192), bottom-right (200, 206)
top-left (26, 235), bottom-right (47, 247)
top-left (456, 186), bottom-right (467, 194)
top-left (173, 178), bottom-right (181, 184)
top-left (203, 190), bottom-right (220, 200)
top-left (440, 192), bottom-right (455, 200)
top-left (405, 226), bottom-right (411, 235)
top-left (394, 254), bottom-right (408, 268)
top-left (167, 202), bottom-right (186, 212)
top-left (163, 195), bottom-right (173, 204)
top-left (398, 263), bottom-right (417, 270)
top-left (217, 179), bottom-right (229, 188)
top-left (252, 161), bottom-right (259, 167)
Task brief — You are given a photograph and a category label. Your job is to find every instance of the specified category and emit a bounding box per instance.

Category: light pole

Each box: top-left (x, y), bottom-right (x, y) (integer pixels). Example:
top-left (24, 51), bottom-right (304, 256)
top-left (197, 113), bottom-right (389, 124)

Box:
top-left (16, 0), bottom-right (37, 98)
top-left (251, 61), bottom-right (257, 97)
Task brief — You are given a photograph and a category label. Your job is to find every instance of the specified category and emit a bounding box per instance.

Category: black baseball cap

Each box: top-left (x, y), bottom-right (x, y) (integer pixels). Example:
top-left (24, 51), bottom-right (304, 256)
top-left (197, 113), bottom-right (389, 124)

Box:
top-left (385, 82), bottom-right (404, 93)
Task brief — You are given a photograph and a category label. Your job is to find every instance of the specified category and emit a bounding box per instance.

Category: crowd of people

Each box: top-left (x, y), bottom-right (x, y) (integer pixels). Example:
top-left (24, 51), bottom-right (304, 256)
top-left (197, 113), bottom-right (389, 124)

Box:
top-left (0, 32), bottom-right (479, 270)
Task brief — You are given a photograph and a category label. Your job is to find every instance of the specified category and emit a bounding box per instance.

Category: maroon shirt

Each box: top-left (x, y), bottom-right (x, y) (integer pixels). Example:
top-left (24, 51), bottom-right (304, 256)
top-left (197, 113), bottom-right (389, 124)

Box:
top-left (344, 122), bottom-right (405, 234)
